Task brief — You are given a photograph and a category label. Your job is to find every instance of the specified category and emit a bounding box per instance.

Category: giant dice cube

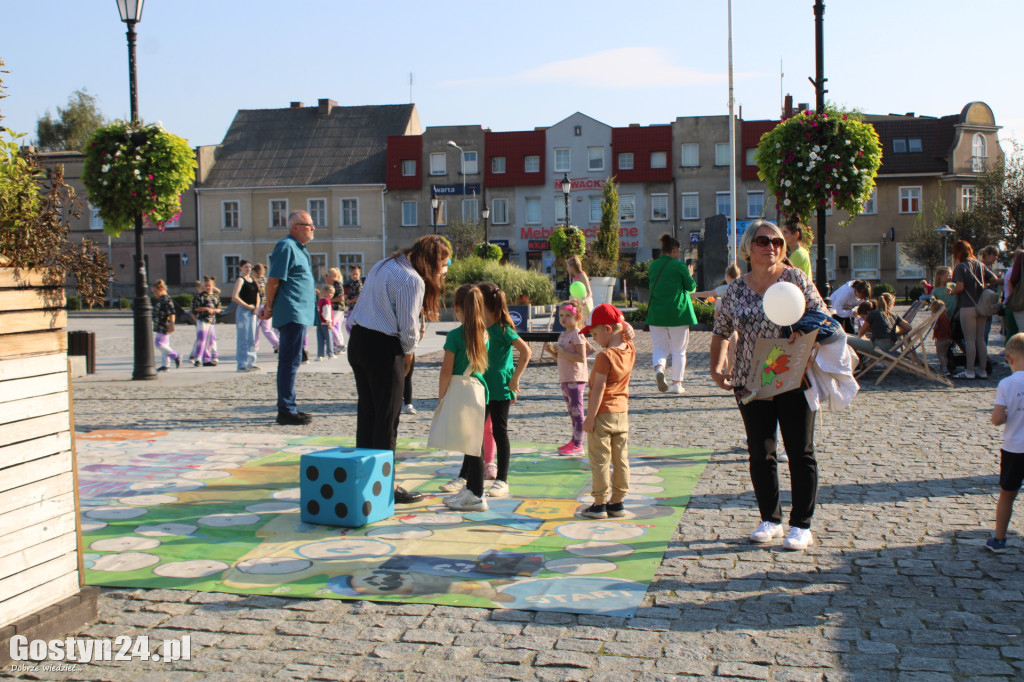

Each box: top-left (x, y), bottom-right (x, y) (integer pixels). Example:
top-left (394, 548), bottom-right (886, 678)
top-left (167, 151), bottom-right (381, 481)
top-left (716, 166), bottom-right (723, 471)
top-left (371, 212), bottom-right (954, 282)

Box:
top-left (299, 447), bottom-right (394, 528)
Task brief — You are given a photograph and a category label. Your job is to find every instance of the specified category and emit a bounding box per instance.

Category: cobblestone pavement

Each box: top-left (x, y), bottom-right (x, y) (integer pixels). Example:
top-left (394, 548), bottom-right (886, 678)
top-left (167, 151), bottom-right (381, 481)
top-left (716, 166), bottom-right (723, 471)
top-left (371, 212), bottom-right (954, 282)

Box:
top-left (14, 313), bottom-right (1024, 680)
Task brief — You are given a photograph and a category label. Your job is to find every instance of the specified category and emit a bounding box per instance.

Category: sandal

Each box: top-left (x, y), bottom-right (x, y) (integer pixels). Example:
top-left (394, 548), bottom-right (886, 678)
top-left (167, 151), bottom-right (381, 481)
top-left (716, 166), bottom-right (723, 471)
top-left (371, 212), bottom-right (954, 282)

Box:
top-left (952, 371), bottom-right (975, 380)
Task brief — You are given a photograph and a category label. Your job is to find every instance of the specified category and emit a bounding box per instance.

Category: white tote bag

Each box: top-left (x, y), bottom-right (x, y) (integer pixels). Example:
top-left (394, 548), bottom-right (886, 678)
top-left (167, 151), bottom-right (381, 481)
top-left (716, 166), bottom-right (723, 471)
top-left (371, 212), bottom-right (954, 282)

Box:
top-left (427, 368), bottom-right (487, 455)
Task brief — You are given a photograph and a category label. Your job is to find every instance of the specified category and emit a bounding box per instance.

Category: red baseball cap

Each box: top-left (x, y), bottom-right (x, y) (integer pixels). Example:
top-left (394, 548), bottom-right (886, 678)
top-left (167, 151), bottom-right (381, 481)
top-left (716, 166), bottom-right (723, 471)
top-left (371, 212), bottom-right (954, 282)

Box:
top-left (580, 303), bottom-right (624, 335)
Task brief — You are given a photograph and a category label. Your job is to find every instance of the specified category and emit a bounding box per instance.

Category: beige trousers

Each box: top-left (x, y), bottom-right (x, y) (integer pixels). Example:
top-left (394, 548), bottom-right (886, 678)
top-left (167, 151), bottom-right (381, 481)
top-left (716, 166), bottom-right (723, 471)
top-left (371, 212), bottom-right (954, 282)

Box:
top-left (587, 411), bottom-right (630, 505)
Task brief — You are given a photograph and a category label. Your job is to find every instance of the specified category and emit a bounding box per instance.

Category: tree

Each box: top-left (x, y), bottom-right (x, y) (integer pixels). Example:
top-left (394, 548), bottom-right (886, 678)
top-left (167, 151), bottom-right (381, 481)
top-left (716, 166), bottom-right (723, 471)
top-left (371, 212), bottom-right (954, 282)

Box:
top-left (976, 139), bottom-right (1024, 251)
top-left (36, 89), bottom-right (106, 152)
top-left (595, 176), bottom-right (620, 265)
top-left (442, 218), bottom-right (481, 260)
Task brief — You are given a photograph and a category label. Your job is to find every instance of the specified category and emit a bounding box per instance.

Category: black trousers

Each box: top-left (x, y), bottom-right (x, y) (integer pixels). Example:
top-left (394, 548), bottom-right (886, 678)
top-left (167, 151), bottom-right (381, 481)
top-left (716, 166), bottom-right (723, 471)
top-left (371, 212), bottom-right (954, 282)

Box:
top-left (459, 400), bottom-right (512, 488)
top-left (348, 325), bottom-right (404, 453)
top-left (736, 388), bottom-right (818, 529)
top-left (403, 355), bottom-right (415, 405)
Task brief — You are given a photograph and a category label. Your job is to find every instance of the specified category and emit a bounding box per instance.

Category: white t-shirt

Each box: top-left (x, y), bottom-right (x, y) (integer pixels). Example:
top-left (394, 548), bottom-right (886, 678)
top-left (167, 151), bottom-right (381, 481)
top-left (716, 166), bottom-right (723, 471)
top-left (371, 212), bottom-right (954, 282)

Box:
top-left (831, 282), bottom-right (860, 319)
top-left (994, 371), bottom-right (1024, 452)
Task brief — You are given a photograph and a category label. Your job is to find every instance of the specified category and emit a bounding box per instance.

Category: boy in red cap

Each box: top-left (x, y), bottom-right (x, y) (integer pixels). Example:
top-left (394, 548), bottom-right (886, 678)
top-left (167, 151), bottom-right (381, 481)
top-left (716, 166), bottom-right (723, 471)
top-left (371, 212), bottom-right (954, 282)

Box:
top-left (580, 304), bottom-right (637, 519)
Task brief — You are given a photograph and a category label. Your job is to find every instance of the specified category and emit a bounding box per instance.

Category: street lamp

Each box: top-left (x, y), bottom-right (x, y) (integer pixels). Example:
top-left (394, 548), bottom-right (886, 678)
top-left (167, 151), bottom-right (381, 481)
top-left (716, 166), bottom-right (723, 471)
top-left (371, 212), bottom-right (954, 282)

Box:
top-left (117, 0), bottom-right (156, 380)
top-left (430, 186), bottom-right (439, 234)
top-left (482, 202), bottom-right (490, 246)
top-left (447, 140), bottom-right (466, 220)
top-left (560, 173), bottom-right (571, 229)
top-left (935, 224), bottom-right (955, 267)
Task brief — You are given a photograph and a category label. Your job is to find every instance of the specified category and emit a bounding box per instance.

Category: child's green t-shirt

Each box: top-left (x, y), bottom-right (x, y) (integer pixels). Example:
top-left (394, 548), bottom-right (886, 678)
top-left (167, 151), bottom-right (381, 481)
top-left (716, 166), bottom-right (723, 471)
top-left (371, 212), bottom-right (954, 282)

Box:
top-left (443, 326), bottom-right (489, 402)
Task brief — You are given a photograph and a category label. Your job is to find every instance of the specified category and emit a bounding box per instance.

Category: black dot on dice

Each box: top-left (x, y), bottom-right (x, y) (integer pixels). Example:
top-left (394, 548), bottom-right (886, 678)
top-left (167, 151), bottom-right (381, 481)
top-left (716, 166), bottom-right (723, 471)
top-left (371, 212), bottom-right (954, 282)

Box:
top-left (334, 467), bottom-right (347, 483)
top-left (320, 484), bottom-right (333, 499)
top-left (373, 481), bottom-right (382, 496)
top-left (363, 501), bottom-right (372, 516)
top-left (306, 465), bottom-right (319, 481)
top-left (307, 500), bottom-right (320, 515)
top-left (335, 503), bottom-right (347, 518)
top-left (382, 462), bottom-right (392, 477)
top-left (340, 449), bottom-right (354, 453)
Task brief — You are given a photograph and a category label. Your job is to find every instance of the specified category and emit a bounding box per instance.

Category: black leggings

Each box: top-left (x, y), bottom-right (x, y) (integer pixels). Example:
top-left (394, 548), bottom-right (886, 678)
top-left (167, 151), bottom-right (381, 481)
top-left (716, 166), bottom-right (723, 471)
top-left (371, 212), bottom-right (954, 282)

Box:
top-left (460, 400), bottom-right (511, 491)
top-left (403, 355), bottom-right (415, 405)
top-left (348, 325), bottom-right (404, 453)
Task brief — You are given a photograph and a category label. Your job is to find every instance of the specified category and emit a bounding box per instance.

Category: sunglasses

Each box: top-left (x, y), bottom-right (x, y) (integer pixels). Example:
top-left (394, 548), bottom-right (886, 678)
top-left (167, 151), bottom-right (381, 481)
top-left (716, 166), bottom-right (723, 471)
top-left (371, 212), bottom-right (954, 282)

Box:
top-left (752, 236), bottom-right (785, 249)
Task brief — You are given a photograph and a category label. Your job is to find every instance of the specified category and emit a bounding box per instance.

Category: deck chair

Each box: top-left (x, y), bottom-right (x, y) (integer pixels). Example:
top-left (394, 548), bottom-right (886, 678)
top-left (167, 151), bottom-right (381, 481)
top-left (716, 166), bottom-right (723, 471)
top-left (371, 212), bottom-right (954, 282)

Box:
top-left (857, 305), bottom-right (952, 387)
top-left (902, 299), bottom-right (924, 325)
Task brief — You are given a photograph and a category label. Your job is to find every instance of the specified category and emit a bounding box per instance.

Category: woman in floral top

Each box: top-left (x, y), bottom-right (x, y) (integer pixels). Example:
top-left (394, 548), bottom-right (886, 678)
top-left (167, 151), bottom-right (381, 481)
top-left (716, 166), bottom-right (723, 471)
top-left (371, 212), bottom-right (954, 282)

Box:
top-left (151, 280), bottom-right (181, 371)
top-left (710, 220), bottom-right (827, 552)
top-left (190, 276), bottom-right (222, 367)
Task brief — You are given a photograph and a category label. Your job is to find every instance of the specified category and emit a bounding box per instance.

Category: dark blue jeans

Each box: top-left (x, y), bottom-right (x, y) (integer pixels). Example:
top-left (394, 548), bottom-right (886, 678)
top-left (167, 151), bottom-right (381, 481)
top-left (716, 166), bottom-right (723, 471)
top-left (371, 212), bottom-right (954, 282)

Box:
top-left (276, 322), bottom-right (305, 414)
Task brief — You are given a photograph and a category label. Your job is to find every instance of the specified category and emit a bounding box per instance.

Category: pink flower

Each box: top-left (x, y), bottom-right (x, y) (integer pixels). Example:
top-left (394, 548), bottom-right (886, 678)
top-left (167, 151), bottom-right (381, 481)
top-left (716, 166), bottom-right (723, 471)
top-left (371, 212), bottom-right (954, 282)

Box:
top-left (147, 174), bottom-right (153, 180)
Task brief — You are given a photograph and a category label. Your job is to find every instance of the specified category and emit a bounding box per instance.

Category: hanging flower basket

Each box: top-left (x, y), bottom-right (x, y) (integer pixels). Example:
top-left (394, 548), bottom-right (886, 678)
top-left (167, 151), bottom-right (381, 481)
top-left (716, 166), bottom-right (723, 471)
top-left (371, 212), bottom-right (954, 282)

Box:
top-left (82, 121), bottom-right (196, 237)
top-left (549, 225), bottom-right (586, 262)
top-left (756, 107), bottom-right (882, 226)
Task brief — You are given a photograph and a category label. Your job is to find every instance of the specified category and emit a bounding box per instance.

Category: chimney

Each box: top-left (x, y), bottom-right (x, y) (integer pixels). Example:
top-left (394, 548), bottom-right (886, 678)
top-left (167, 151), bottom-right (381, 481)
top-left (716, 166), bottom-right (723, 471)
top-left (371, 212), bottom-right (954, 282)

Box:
top-left (317, 98), bottom-right (337, 115)
top-left (797, 102), bottom-right (810, 114)
top-left (783, 94), bottom-right (794, 119)
top-left (290, 101), bottom-right (304, 109)
top-left (905, 112), bottom-right (915, 117)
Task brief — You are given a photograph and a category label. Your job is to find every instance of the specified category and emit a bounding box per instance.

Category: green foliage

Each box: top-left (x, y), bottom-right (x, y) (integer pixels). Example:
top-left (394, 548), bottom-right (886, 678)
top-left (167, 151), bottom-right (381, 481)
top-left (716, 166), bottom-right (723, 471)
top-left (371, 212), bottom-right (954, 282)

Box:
top-left (36, 89), bottom-right (106, 152)
top-left (692, 299), bottom-right (715, 325)
top-left (119, 297), bottom-right (131, 310)
top-left (625, 260), bottom-right (650, 289)
top-left (873, 282), bottom-right (895, 297)
top-left (581, 250), bottom-right (619, 277)
top-left (474, 242), bottom-right (502, 261)
top-left (907, 286), bottom-right (925, 302)
top-left (445, 256), bottom-right (556, 306)
top-left (595, 177), bottom-right (620, 265)
top-left (82, 120), bottom-right (197, 236)
top-left (66, 295), bottom-right (81, 311)
top-left (443, 218), bottom-right (481, 260)
top-left (548, 225), bottom-right (586, 262)
top-left (757, 106), bottom-right (882, 226)
top-left (173, 293), bottom-right (194, 310)
top-left (625, 302), bottom-right (648, 324)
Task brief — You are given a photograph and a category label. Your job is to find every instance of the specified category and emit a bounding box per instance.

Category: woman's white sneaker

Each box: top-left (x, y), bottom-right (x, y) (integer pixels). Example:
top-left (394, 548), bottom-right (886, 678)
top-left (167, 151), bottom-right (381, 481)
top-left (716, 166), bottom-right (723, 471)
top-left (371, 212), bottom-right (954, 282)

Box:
top-left (783, 526), bottom-right (813, 550)
top-left (446, 490), bottom-right (488, 512)
top-left (439, 477), bottom-right (466, 493)
top-left (750, 521), bottom-right (783, 543)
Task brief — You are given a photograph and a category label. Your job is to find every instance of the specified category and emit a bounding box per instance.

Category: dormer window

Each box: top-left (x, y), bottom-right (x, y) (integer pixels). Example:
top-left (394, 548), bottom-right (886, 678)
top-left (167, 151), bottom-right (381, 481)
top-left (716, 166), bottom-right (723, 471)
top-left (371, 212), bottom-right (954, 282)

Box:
top-left (892, 137), bottom-right (922, 153)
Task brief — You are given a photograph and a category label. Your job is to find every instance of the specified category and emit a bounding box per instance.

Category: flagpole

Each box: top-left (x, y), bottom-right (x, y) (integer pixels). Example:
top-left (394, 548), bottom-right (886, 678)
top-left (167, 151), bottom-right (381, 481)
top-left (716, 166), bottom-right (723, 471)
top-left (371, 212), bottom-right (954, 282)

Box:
top-left (727, 0), bottom-right (738, 265)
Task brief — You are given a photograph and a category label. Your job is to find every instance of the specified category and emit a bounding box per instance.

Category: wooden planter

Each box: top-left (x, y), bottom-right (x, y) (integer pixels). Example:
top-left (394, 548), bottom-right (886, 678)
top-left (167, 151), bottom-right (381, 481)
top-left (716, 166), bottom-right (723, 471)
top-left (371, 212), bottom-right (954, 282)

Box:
top-left (0, 268), bottom-right (97, 663)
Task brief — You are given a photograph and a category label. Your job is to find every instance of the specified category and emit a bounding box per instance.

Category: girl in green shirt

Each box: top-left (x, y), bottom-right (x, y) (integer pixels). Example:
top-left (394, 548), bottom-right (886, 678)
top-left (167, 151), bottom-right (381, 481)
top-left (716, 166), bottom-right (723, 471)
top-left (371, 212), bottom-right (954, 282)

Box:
top-left (782, 219), bottom-right (813, 279)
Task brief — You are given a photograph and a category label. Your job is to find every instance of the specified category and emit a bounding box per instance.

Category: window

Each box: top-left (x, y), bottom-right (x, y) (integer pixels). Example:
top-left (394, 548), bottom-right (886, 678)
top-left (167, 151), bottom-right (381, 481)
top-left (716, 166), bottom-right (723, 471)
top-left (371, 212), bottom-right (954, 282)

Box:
top-left (650, 151), bottom-right (667, 169)
top-left (462, 197), bottom-right (478, 223)
top-left (588, 147), bottom-right (604, 171)
top-left (589, 196), bottom-right (602, 223)
top-left (897, 244), bottom-right (926, 280)
top-left (401, 159), bottom-right (416, 176)
top-left (574, 125), bottom-right (582, 136)
top-left (899, 186), bottom-right (921, 214)
top-left (745, 148), bottom-right (758, 166)
top-left (807, 244), bottom-right (836, 281)
top-left (310, 253), bottom-right (327, 283)
top-left (680, 143), bottom-right (699, 167)
top-left (491, 198), bottom-right (509, 224)
top-left (525, 197), bottom-right (541, 224)
top-left (862, 188), bottom-right (877, 215)
top-left (402, 201), bottom-right (417, 227)
top-left (554, 148), bottom-right (570, 172)
top-left (430, 152), bottom-right (446, 175)
top-left (715, 143), bottom-right (730, 166)
top-left (338, 253), bottom-right (363, 274)
top-left (893, 137), bottom-right (923, 154)
top-left (491, 156), bottom-right (506, 174)
top-left (747, 191), bottom-right (764, 218)
top-left (962, 185), bottom-right (977, 211)
top-left (972, 134), bottom-right (987, 171)
top-left (651, 193), bottom-right (668, 220)
top-left (435, 200), bottom-right (448, 226)
top-left (716, 192), bottom-right (731, 217)
top-left (88, 202), bottom-right (104, 230)
top-left (270, 199), bottom-right (288, 228)
top-left (618, 152), bottom-right (634, 170)
top-left (308, 198), bottom-right (326, 228)
top-left (554, 196), bottom-right (570, 223)
top-left (463, 151), bottom-right (478, 175)
top-left (163, 205), bottom-right (180, 229)
top-left (851, 244), bottom-right (880, 280)
top-left (224, 255), bottom-right (241, 283)
top-left (340, 198), bottom-right (359, 226)
top-left (221, 201), bottom-right (239, 230)
top-left (524, 155), bottom-right (540, 173)
top-left (681, 193), bottom-right (699, 220)
top-left (620, 195), bottom-right (635, 222)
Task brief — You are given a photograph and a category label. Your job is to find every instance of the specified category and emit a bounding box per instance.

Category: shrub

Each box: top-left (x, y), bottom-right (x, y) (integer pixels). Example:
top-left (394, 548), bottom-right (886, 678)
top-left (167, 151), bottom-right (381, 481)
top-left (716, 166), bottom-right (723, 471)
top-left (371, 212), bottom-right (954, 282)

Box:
top-left (172, 293), bottom-right (193, 309)
top-left (119, 297), bottom-right (131, 310)
top-left (908, 285), bottom-right (925, 302)
top-left (582, 250), bottom-right (619, 277)
top-left (446, 256), bottom-right (556, 306)
top-left (474, 243), bottom-right (502, 261)
top-left (625, 302), bottom-right (648, 324)
top-left (625, 260), bottom-right (650, 289)
top-left (66, 295), bottom-right (81, 311)
top-left (692, 299), bottom-right (715, 326)
top-left (873, 282), bottom-right (895, 297)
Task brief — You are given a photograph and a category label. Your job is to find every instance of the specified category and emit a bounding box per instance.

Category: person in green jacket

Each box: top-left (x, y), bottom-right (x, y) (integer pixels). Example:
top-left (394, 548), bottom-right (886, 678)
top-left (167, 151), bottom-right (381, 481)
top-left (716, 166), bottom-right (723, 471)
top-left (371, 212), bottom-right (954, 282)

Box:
top-left (782, 219), bottom-right (813, 280)
top-left (645, 233), bottom-right (697, 394)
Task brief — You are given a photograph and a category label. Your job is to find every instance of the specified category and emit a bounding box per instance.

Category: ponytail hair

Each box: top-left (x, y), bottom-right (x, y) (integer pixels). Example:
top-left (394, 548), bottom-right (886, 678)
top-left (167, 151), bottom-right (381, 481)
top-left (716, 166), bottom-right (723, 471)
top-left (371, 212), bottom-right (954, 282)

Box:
top-left (153, 279), bottom-right (167, 292)
top-left (477, 281), bottom-right (514, 329)
top-left (876, 292), bottom-right (895, 323)
top-left (660, 233), bottom-right (680, 253)
top-left (453, 284), bottom-right (489, 375)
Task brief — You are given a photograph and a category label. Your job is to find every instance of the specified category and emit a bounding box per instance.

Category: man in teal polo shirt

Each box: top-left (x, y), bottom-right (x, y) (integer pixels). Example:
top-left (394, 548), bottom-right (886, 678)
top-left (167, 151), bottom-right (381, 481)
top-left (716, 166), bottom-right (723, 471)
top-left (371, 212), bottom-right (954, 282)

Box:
top-left (260, 211), bottom-right (316, 425)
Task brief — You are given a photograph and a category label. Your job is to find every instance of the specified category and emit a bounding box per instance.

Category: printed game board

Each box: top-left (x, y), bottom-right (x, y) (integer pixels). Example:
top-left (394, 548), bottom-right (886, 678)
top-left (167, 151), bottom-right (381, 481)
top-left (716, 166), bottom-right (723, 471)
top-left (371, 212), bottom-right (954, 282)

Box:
top-left (77, 430), bottom-right (709, 617)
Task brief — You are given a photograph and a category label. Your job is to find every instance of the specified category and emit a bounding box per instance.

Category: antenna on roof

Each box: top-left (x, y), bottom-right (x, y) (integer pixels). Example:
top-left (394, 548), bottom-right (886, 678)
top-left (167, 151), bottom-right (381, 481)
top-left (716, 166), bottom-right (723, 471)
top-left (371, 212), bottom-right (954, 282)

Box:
top-left (409, 72), bottom-right (414, 103)
top-left (780, 58), bottom-right (784, 116)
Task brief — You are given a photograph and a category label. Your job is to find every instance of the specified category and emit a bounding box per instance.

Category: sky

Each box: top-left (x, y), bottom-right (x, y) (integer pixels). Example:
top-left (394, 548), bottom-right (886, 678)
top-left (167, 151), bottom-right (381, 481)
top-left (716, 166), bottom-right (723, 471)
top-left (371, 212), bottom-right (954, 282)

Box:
top-left (2, 1), bottom-right (1023, 149)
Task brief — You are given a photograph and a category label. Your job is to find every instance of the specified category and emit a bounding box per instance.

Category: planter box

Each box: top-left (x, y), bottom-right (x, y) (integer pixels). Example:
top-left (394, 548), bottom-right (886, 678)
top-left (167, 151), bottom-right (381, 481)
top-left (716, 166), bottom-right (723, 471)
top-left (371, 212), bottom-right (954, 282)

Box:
top-left (591, 277), bottom-right (617, 307)
top-left (0, 268), bottom-right (94, 647)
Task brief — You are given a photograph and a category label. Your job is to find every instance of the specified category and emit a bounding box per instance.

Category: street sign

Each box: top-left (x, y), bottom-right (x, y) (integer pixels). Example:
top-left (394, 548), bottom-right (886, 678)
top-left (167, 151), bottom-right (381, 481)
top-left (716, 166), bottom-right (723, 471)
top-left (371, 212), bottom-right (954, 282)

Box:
top-left (181, 253), bottom-right (189, 266)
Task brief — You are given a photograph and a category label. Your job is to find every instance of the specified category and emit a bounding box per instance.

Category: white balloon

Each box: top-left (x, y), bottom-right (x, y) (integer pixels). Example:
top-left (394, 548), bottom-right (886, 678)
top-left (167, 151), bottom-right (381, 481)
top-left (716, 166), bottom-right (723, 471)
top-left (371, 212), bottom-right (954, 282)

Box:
top-left (763, 281), bottom-right (806, 326)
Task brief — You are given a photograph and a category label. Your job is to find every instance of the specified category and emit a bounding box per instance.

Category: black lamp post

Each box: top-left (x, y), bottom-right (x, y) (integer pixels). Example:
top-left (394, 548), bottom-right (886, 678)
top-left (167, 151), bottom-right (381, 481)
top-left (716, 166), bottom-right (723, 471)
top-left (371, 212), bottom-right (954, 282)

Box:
top-left (811, 0), bottom-right (829, 298)
top-left (430, 186), bottom-right (439, 234)
top-left (560, 173), bottom-right (571, 229)
top-left (936, 224), bottom-right (955, 267)
top-left (482, 202), bottom-right (490, 246)
top-left (117, 0), bottom-right (156, 380)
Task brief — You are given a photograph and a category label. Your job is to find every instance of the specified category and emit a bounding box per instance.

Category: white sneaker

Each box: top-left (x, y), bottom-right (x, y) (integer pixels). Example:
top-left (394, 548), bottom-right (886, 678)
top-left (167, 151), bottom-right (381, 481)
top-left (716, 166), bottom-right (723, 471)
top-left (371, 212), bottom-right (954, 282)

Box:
top-left (655, 369), bottom-right (668, 392)
top-left (669, 383), bottom-right (685, 394)
top-left (489, 480), bottom-right (510, 498)
top-left (750, 521), bottom-right (783, 544)
top-left (446, 489), bottom-right (488, 512)
top-left (439, 476), bottom-right (466, 493)
top-left (783, 526), bottom-right (813, 550)
top-left (402, 403), bottom-right (417, 415)
top-left (443, 487), bottom-right (471, 507)
top-left (976, 369), bottom-right (988, 379)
